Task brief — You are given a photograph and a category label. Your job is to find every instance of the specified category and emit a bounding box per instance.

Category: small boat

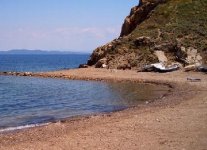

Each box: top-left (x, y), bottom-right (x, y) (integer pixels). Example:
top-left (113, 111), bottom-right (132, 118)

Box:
top-left (197, 65), bottom-right (207, 73)
top-left (187, 77), bottom-right (201, 82)
top-left (143, 63), bottom-right (179, 73)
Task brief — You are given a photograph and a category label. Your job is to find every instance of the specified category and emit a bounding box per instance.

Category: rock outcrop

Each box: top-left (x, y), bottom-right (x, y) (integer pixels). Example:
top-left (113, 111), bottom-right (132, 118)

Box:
top-left (120, 0), bottom-right (166, 37)
top-left (86, 0), bottom-right (207, 70)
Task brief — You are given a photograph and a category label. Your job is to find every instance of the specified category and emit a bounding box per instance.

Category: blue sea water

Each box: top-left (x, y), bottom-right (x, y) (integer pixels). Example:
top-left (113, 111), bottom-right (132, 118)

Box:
top-left (0, 54), bottom-right (168, 131)
top-left (0, 54), bottom-right (89, 72)
top-left (0, 76), bottom-right (168, 130)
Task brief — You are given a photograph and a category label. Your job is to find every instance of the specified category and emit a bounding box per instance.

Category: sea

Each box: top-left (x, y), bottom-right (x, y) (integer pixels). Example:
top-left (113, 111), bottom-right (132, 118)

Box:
top-left (0, 54), bottom-right (90, 72)
top-left (0, 54), bottom-right (168, 132)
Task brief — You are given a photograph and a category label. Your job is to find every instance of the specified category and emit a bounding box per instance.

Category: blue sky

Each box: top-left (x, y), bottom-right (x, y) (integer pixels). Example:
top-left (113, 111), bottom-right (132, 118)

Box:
top-left (0, 0), bottom-right (138, 52)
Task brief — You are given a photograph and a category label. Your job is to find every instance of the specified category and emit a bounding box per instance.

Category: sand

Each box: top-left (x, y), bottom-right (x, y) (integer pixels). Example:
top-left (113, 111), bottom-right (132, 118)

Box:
top-left (0, 68), bottom-right (207, 150)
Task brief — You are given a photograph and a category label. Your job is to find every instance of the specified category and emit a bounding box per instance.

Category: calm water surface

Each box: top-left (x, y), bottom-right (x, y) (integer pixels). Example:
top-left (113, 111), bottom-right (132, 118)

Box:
top-left (0, 54), bottom-right (89, 72)
top-left (0, 76), bottom-right (168, 130)
top-left (0, 54), bottom-right (169, 131)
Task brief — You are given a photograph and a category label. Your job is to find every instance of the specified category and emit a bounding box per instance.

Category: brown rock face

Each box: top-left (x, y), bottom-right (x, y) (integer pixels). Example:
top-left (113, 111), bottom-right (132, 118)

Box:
top-left (87, 43), bottom-right (114, 66)
top-left (86, 0), bottom-right (206, 70)
top-left (87, 0), bottom-right (166, 69)
top-left (120, 0), bottom-right (166, 37)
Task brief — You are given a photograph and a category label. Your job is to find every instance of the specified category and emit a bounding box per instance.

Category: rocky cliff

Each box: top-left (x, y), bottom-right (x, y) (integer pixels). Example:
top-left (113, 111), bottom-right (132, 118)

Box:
top-left (87, 0), bottom-right (207, 70)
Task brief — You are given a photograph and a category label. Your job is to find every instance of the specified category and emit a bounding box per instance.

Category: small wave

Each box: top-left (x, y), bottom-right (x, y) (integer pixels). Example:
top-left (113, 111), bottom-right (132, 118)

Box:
top-left (0, 122), bottom-right (50, 133)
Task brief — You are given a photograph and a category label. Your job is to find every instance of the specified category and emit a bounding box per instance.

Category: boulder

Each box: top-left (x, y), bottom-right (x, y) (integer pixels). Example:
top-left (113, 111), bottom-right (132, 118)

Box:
top-left (134, 36), bottom-right (153, 46)
top-left (186, 47), bottom-right (203, 65)
top-left (79, 64), bottom-right (89, 68)
top-left (87, 47), bottom-right (107, 66)
top-left (154, 51), bottom-right (168, 63)
top-left (117, 64), bottom-right (131, 70)
top-left (184, 64), bottom-right (197, 72)
top-left (95, 58), bottom-right (107, 68)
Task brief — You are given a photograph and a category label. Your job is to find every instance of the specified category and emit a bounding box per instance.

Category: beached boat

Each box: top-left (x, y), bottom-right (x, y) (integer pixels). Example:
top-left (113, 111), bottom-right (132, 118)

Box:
top-left (143, 63), bottom-right (179, 73)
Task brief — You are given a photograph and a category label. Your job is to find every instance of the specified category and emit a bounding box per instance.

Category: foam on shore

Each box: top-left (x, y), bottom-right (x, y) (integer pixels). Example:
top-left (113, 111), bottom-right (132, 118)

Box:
top-left (0, 123), bottom-right (51, 133)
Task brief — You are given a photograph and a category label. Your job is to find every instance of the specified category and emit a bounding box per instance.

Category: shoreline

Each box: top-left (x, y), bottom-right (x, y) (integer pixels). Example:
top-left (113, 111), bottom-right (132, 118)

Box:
top-left (0, 69), bottom-right (174, 133)
top-left (0, 68), bottom-right (207, 149)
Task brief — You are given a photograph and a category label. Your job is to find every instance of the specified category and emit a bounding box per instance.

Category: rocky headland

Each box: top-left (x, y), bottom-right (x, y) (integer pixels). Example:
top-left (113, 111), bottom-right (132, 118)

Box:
top-left (87, 0), bottom-right (207, 71)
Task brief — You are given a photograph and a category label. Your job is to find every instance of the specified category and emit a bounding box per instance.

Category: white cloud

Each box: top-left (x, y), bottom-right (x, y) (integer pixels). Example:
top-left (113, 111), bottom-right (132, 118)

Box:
top-left (53, 26), bottom-right (120, 39)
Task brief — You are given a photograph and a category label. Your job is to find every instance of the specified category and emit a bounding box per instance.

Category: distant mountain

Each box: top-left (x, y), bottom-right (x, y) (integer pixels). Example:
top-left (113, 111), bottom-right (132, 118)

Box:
top-left (0, 49), bottom-right (90, 55)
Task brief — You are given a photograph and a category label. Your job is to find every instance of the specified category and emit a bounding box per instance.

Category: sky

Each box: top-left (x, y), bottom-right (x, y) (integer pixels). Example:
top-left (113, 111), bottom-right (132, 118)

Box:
top-left (0, 0), bottom-right (138, 52)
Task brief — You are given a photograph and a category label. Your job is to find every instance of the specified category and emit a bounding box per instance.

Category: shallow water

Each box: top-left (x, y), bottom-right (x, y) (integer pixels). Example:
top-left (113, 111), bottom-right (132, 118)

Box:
top-left (0, 76), bottom-right (169, 130)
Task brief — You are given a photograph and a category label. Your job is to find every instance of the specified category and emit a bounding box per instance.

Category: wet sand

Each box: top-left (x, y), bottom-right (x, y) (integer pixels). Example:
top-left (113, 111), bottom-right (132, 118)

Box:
top-left (0, 68), bottom-right (207, 150)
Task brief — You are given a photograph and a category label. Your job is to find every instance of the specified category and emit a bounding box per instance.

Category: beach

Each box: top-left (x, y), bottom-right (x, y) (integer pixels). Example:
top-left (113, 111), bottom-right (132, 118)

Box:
top-left (0, 68), bottom-right (207, 150)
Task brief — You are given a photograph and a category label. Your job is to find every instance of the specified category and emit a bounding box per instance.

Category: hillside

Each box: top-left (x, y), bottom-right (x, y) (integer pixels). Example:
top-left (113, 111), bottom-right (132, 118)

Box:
top-left (87, 0), bottom-right (207, 70)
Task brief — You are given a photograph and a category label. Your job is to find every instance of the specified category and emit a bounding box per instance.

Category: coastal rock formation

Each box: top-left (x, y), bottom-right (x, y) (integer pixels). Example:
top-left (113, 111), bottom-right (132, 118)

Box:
top-left (120, 0), bottom-right (166, 37)
top-left (87, 0), bottom-right (207, 70)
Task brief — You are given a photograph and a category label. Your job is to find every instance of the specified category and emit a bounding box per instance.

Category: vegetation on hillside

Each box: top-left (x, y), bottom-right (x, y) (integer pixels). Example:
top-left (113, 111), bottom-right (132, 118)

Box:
top-left (87, 0), bottom-right (207, 69)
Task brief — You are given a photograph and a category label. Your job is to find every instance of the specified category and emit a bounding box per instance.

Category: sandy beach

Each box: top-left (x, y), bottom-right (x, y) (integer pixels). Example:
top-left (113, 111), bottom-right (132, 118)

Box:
top-left (0, 68), bottom-right (207, 150)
